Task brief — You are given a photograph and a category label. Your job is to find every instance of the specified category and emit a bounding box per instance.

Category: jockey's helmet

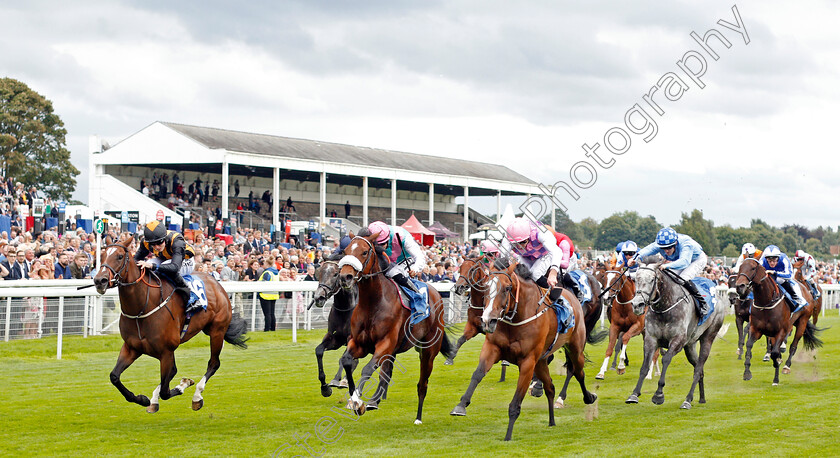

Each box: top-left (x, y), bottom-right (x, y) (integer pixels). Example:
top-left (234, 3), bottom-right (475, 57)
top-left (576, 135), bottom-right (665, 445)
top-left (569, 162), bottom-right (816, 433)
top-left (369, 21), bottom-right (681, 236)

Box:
top-left (367, 221), bottom-right (390, 244)
top-left (794, 249), bottom-right (806, 260)
top-left (620, 240), bottom-right (638, 257)
top-left (763, 245), bottom-right (782, 259)
top-left (480, 239), bottom-right (500, 254)
top-left (505, 218), bottom-right (531, 243)
top-left (143, 221), bottom-right (167, 244)
top-left (742, 243), bottom-right (756, 256)
top-left (655, 227), bottom-right (678, 248)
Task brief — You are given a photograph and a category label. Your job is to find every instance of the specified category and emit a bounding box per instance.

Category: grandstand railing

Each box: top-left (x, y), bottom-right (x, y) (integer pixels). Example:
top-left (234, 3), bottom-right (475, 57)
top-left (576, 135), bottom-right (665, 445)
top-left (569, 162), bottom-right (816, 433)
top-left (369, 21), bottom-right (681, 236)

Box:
top-left (2, 281), bottom-right (836, 360)
top-left (0, 279), bottom-right (465, 359)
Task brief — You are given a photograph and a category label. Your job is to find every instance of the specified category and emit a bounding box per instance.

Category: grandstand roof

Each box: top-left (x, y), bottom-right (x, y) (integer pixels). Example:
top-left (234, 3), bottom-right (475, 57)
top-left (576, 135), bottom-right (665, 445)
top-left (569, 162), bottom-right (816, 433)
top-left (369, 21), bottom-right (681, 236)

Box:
top-left (159, 122), bottom-right (537, 187)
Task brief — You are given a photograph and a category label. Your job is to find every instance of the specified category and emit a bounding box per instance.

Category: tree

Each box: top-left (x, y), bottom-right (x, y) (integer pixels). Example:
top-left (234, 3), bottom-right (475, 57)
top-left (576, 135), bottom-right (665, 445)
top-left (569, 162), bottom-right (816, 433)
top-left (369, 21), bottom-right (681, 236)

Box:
top-left (595, 215), bottom-right (633, 250)
top-left (0, 78), bottom-right (78, 199)
top-left (722, 243), bottom-right (739, 257)
top-left (635, 215), bottom-right (660, 245)
top-left (676, 209), bottom-right (720, 254)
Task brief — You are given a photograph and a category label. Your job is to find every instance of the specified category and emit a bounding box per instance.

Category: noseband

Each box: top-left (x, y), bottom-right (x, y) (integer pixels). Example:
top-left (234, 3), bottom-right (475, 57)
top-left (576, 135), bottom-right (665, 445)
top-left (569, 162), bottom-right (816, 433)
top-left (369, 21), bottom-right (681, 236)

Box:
top-left (337, 236), bottom-right (385, 282)
top-left (100, 243), bottom-right (141, 288)
top-left (486, 271), bottom-right (522, 323)
top-left (635, 266), bottom-right (662, 311)
top-left (735, 258), bottom-right (767, 296)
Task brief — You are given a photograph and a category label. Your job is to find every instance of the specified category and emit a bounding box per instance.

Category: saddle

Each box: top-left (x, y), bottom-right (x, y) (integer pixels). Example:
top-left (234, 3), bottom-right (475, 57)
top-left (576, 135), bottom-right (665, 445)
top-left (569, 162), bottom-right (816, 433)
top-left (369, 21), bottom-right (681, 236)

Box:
top-left (392, 278), bottom-right (430, 325)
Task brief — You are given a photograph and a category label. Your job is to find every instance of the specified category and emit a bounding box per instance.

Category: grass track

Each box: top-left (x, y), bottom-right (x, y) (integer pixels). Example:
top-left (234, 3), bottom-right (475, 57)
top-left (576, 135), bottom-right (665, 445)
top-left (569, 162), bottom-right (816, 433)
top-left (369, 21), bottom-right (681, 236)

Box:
top-left (2, 314), bottom-right (839, 457)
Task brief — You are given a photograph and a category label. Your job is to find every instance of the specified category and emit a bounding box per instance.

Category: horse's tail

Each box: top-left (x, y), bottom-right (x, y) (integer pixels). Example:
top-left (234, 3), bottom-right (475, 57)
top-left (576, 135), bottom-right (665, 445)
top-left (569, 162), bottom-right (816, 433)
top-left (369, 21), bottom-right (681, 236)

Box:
top-left (224, 314), bottom-right (249, 349)
top-left (436, 323), bottom-right (458, 361)
top-left (586, 326), bottom-right (608, 345)
top-left (802, 321), bottom-right (825, 351)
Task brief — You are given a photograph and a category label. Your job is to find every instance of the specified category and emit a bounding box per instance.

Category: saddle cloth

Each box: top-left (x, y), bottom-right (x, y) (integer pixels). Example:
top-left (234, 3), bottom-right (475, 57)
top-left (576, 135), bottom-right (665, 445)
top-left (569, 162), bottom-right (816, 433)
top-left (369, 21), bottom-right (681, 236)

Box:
top-left (550, 296), bottom-right (575, 334)
top-left (690, 277), bottom-right (716, 325)
top-left (567, 269), bottom-right (592, 304)
top-left (777, 282), bottom-right (806, 315)
top-left (182, 274), bottom-right (208, 311)
top-left (394, 278), bottom-right (430, 325)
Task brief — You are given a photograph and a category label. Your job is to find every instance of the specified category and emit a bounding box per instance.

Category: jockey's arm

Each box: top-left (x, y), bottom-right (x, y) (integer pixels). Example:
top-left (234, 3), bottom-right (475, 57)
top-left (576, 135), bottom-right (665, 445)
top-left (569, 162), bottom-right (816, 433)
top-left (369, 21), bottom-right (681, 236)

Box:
top-left (134, 243), bottom-right (150, 262)
top-left (775, 258), bottom-right (794, 279)
top-left (401, 233), bottom-right (427, 273)
top-left (536, 228), bottom-right (564, 272)
top-left (663, 243), bottom-right (694, 271)
top-left (634, 242), bottom-right (660, 264)
top-left (157, 242), bottom-right (186, 276)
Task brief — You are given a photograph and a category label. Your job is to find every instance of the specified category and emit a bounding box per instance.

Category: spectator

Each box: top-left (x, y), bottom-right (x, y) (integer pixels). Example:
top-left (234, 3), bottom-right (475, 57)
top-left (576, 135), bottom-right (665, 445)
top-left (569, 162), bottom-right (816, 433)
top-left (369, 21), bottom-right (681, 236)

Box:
top-left (220, 258), bottom-right (238, 281)
top-left (54, 252), bottom-right (72, 279)
top-left (8, 250), bottom-right (28, 280)
top-left (258, 258), bottom-right (279, 331)
top-left (345, 200), bottom-right (351, 219)
top-left (69, 253), bottom-right (91, 279)
top-left (303, 264), bottom-right (316, 281)
top-left (234, 179), bottom-right (240, 198)
top-left (286, 196), bottom-right (295, 212)
top-left (243, 259), bottom-right (260, 281)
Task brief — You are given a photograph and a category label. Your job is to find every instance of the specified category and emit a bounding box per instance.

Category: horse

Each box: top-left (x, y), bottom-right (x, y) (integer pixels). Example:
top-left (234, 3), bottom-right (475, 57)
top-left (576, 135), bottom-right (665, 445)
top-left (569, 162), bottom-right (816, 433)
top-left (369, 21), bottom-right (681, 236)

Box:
top-left (93, 235), bottom-right (248, 413)
top-left (593, 266), bottom-right (660, 380)
top-left (337, 233), bottom-right (455, 422)
top-left (309, 260), bottom-right (359, 397)
top-left (448, 255), bottom-right (511, 381)
top-left (625, 262), bottom-right (725, 409)
top-left (735, 258), bottom-right (822, 385)
top-left (450, 261), bottom-right (597, 441)
top-left (793, 259), bottom-right (822, 324)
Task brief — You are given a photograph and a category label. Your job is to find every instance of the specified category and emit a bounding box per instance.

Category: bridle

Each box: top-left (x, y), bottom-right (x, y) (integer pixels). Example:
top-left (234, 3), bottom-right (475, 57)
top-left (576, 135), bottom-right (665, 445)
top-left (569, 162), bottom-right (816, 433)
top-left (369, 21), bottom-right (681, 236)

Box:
top-left (634, 266), bottom-right (662, 311)
top-left (313, 260), bottom-right (355, 312)
top-left (486, 270), bottom-right (522, 323)
top-left (337, 236), bottom-right (386, 283)
top-left (736, 258), bottom-right (784, 310)
top-left (455, 258), bottom-right (490, 308)
top-left (600, 269), bottom-right (633, 305)
top-left (100, 243), bottom-right (153, 289)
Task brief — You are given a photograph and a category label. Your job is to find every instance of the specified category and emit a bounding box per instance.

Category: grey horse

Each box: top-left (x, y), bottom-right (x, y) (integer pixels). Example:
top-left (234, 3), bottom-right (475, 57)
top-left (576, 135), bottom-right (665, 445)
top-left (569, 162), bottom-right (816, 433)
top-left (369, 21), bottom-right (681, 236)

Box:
top-left (625, 261), bottom-right (725, 409)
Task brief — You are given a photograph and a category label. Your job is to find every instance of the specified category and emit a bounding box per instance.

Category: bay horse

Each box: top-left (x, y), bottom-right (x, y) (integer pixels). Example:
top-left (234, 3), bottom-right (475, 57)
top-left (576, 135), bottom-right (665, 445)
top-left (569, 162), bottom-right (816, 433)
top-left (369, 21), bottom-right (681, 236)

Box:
top-left (337, 233), bottom-right (455, 422)
top-left (309, 260), bottom-right (359, 398)
top-left (625, 262), bottom-right (725, 409)
top-left (793, 259), bottom-right (822, 324)
top-left (735, 258), bottom-right (822, 384)
top-left (93, 235), bottom-right (247, 413)
top-left (450, 262), bottom-right (597, 441)
top-left (594, 266), bottom-right (660, 380)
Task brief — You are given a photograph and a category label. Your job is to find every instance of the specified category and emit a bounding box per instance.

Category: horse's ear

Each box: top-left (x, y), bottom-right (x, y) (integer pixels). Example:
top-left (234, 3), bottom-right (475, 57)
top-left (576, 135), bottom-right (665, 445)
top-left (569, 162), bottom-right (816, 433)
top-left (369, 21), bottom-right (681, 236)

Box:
top-left (348, 231), bottom-right (355, 239)
top-left (368, 231), bottom-right (380, 242)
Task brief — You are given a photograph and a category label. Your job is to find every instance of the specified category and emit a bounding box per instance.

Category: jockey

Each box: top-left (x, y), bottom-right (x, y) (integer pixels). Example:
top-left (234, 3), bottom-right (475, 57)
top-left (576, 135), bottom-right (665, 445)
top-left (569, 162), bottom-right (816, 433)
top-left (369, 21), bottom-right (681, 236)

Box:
top-left (134, 220), bottom-right (198, 311)
top-left (367, 221), bottom-right (425, 294)
top-left (502, 217), bottom-right (581, 302)
top-left (614, 240), bottom-right (639, 276)
top-left (793, 249), bottom-right (820, 300)
top-left (630, 227), bottom-right (710, 319)
top-left (479, 239), bottom-right (502, 266)
top-left (734, 243), bottom-right (762, 272)
top-left (761, 245), bottom-right (808, 309)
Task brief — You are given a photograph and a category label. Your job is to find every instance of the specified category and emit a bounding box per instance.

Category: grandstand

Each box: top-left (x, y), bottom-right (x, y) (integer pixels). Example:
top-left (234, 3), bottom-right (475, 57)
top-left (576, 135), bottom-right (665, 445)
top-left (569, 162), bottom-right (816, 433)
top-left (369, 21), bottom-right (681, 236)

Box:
top-left (88, 122), bottom-right (545, 240)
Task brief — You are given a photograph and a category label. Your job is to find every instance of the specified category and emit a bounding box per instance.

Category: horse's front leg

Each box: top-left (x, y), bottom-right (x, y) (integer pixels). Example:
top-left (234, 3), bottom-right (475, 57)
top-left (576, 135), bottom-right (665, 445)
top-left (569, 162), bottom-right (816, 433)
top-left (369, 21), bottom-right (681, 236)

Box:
top-left (743, 327), bottom-right (759, 381)
top-left (783, 318), bottom-right (807, 374)
top-left (315, 334), bottom-right (340, 397)
top-left (533, 358), bottom-right (555, 427)
top-left (110, 343), bottom-right (149, 407)
top-left (148, 350), bottom-right (192, 413)
top-left (340, 339), bottom-right (365, 413)
top-left (626, 334), bottom-right (656, 404)
top-left (650, 336), bottom-right (685, 405)
top-left (451, 344), bottom-right (500, 416)
top-left (596, 325), bottom-right (620, 380)
top-left (771, 329), bottom-right (786, 386)
top-left (735, 315), bottom-right (746, 359)
top-left (446, 320), bottom-right (480, 365)
top-left (504, 356), bottom-right (536, 441)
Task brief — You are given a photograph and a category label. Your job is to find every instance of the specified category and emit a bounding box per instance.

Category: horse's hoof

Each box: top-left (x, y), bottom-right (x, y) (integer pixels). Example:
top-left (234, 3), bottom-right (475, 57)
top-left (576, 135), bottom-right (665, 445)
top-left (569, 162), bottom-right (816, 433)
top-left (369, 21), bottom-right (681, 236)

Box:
top-left (743, 372), bottom-right (752, 381)
top-left (735, 348), bottom-right (741, 356)
top-left (595, 373), bottom-right (605, 380)
top-left (365, 401), bottom-right (379, 411)
top-left (529, 380), bottom-right (544, 398)
top-left (554, 396), bottom-right (566, 409)
top-left (192, 399), bottom-right (204, 411)
top-left (772, 382), bottom-right (779, 386)
top-left (146, 403), bottom-right (159, 414)
top-left (699, 398), bottom-right (706, 404)
top-left (414, 419), bottom-right (422, 425)
top-left (501, 360), bottom-right (510, 366)
top-left (680, 401), bottom-right (692, 410)
top-left (782, 366), bottom-right (791, 374)
top-left (180, 377), bottom-right (195, 388)
top-left (136, 395), bottom-right (151, 407)
top-left (625, 394), bottom-right (639, 404)
top-left (763, 354), bottom-right (770, 362)
top-left (327, 379), bottom-right (342, 388)
top-left (737, 355), bottom-right (742, 360)
top-left (444, 359), bottom-right (454, 366)
top-left (450, 405), bottom-right (467, 416)
top-left (321, 385), bottom-right (333, 398)
top-left (338, 378), bottom-right (349, 389)
top-left (651, 394), bottom-right (665, 405)
top-left (584, 393), bottom-right (597, 405)
top-left (617, 367), bottom-right (626, 376)
top-left (346, 399), bottom-right (366, 415)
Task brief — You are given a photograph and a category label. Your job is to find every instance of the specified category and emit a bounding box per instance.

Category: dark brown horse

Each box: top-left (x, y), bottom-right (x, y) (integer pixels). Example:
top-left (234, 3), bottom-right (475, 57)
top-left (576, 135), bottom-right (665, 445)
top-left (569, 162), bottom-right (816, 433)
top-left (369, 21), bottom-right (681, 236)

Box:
top-left (727, 274), bottom-right (754, 359)
top-left (735, 258), bottom-right (822, 385)
top-left (793, 259), bottom-right (822, 324)
top-left (450, 262), bottom-right (596, 441)
top-left (448, 256), bottom-right (490, 363)
top-left (593, 266), bottom-right (660, 380)
top-left (337, 233), bottom-right (454, 422)
top-left (93, 236), bottom-right (247, 412)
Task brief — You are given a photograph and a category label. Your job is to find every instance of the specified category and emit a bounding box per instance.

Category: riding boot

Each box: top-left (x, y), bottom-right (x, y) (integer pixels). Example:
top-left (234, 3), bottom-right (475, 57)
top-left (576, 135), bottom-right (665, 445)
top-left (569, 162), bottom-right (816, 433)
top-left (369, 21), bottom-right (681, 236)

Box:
top-left (563, 273), bottom-right (584, 304)
top-left (170, 273), bottom-right (197, 311)
top-left (392, 273), bottom-right (420, 294)
top-left (683, 279), bottom-right (709, 322)
top-left (808, 280), bottom-right (820, 300)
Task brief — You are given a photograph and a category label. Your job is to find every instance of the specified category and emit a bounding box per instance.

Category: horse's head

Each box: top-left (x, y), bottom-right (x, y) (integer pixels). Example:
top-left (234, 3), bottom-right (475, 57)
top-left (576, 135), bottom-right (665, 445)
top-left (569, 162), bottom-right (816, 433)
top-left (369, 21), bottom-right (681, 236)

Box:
top-left (93, 236), bottom-right (134, 294)
top-left (735, 258), bottom-right (765, 300)
top-left (481, 263), bottom-right (519, 334)
top-left (630, 264), bottom-right (659, 316)
top-left (310, 260), bottom-right (341, 308)
top-left (454, 256), bottom-right (488, 296)
top-left (338, 233), bottom-right (380, 289)
top-left (726, 274), bottom-right (740, 303)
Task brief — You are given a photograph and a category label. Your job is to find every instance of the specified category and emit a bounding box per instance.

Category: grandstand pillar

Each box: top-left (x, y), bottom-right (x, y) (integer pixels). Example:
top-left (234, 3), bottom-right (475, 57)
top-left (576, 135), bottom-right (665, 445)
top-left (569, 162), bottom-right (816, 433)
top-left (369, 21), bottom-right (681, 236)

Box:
top-left (463, 186), bottom-right (469, 242)
top-left (221, 160), bottom-right (229, 221)
top-left (273, 167), bottom-right (280, 230)
top-left (320, 172), bottom-right (327, 230)
top-left (496, 190), bottom-right (502, 224)
top-left (428, 183), bottom-right (435, 226)
top-left (362, 176), bottom-right (369, 227)
top-left (391, 179), bottom-right (397, 225)
top-left (550, 191), bottom-right (556, 228)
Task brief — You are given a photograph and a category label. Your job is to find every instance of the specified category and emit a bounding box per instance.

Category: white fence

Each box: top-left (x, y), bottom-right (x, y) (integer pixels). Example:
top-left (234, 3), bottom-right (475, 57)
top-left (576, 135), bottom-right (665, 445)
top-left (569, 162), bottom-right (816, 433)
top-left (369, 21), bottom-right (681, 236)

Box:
top-left (1, 280), bottom-right (837, 360)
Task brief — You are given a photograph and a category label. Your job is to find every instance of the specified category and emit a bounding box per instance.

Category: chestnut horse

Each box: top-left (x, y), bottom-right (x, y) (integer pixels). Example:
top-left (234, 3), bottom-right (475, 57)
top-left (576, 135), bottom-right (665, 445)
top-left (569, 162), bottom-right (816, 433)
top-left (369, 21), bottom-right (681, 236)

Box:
top-left (450, 262), bottom-right (597, 441)
top-left (337, 233), bottom-right (454, 422)
top-left (793, 259), bottom-right (822, 324)
top-left (93, 236), bottom-right (247, 413)
top-left (735, 258), bottom-right (822, 385)
top-left (448, 256), bottom-right (491, 363)
top-left (594, 266), bottom-right (660, 380)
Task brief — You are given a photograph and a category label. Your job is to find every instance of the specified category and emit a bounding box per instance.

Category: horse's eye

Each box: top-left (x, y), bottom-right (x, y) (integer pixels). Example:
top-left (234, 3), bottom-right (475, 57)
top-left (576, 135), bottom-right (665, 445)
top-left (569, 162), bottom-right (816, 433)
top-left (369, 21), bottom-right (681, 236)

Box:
top-left (504, 286), bottom-right (512, 292)
top-left (362, 251), bottom-right (369, 256)
top-left (117, 254), bottom-right (123, 260)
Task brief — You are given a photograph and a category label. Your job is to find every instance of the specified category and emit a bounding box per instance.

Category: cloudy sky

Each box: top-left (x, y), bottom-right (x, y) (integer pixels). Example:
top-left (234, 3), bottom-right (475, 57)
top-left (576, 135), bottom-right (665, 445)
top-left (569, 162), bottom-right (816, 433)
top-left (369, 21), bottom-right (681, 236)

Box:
top-left (3, 0), bottom-right (839, 229)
